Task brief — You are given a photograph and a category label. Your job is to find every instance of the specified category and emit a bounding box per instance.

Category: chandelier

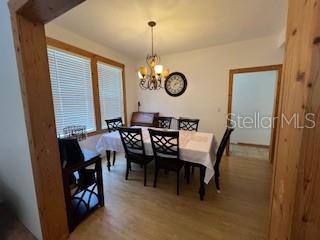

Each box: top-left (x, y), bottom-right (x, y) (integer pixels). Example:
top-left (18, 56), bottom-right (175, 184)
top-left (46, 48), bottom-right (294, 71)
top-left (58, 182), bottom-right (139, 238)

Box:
top-left (138, 21), bottom-right (169, 90)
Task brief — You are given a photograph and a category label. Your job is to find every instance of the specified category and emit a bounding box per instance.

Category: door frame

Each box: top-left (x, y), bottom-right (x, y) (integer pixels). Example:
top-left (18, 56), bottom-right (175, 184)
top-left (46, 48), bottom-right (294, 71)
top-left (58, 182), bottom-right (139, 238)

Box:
top-left (226, 64), bottom-right (283, 163)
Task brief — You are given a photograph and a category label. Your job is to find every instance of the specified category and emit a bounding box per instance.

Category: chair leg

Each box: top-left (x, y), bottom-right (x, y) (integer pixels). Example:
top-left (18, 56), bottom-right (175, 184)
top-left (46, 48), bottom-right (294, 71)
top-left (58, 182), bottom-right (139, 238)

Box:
top-left (215, 175), bottom-right (220, 192)
top-left (176, 171), bottom-right (180, 195)
top-left (214, 168), bottom-right (221, 193)
top-left (144, 165), bottom-right (147, 186)
top-left (191, 166), bottom-right (195, 174)
top-left (153, 167), bottom-right (158, 188)
top-left (113, 151), bottom-right (116, 166)
top-left (125, 160), bottom-right (130, 180)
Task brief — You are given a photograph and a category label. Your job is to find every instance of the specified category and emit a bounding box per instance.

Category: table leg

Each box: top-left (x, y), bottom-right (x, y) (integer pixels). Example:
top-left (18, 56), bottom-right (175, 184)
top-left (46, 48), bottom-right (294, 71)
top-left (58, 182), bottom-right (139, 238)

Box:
top-left (106, 150), bottom-right (111, 172)
top-left (199, 166), bottom-right (206, 200)
top-left (184, 163), bottom-right (190, 184)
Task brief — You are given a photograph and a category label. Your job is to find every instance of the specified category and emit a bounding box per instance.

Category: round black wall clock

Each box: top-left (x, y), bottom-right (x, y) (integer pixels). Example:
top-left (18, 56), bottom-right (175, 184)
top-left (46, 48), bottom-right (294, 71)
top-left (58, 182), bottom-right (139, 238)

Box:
top-left (164, 72), bottom-right (187, 97)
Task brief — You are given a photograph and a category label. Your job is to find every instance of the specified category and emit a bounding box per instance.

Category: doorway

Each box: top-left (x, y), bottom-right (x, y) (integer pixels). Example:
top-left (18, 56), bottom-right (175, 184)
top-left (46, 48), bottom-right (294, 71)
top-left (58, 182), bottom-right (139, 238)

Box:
top-left (227, 65), bottom-right (282, 163)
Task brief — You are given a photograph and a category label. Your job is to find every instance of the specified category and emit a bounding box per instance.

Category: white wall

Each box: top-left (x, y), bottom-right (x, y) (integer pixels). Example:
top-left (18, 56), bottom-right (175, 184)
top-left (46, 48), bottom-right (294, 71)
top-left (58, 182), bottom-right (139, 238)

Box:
top-left (137, 35), bottom-right (284, 141)
top-left (0, 2), bottom-right (42, 239)
top-left (231, 71), bottom-right (277, 145)
top-left (45, 23), bottom-right (138, 152)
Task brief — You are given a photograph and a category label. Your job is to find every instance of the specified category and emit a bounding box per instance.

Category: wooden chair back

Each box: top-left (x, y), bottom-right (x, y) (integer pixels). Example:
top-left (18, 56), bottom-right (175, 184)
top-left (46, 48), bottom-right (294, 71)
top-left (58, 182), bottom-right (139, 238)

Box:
top-left (178, 118), bottom-right (200, 131)
top-left (156, 116), bottom-right (173, 129)
top-left (105, 117), bottom-right (123, 132)
top-left (119, 127), bottom-right (146, 157)
top-left (215, 127), bottom-right (234, 168)
top-left (148, 129), bottom-right (180, 159)
top-left (58, 138), bottom-right (84, 167)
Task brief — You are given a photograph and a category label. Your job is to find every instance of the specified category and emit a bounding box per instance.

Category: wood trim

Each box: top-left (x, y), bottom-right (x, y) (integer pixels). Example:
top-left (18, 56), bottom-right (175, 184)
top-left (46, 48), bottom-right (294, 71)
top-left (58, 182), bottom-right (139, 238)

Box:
top-left (47, 37), bottom-right (93, 58)
top-left (46, 37), bottom-right (125, 69)
top-left (91, 57), bottom-right (102, 132)
top-left (269, 66), bottom-right (283, 163)
top-left (230, 65), bottom-right (283, 75)
top-left (122, 66), bottom-right (128, 126)
top-left (226, 70), bottom-right (234, 156)
top-left (94, 55), bottom-right (125, 69)
top-left (226, 64), bottom-right (283, 159)
top-left (46, 37), bottom-right (127, 134)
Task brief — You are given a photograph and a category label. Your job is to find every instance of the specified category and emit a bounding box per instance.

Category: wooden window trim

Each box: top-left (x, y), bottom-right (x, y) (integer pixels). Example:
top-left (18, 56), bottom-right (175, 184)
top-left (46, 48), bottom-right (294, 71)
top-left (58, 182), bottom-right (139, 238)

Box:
top-left (46, 37), bottom-right (127, 136)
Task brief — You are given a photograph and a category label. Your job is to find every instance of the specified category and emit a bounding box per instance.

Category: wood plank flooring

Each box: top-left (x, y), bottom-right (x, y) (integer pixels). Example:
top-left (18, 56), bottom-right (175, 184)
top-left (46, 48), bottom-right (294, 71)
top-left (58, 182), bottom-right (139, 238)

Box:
top-left (230, 144), bottom-right (270, 160)
top-left (70, 153), bottom-right (272, 240)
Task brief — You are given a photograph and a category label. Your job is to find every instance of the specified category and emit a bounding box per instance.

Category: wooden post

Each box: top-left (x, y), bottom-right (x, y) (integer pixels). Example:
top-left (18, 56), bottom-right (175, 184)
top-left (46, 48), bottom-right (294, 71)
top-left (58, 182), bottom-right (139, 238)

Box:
top-left (8, 0), bottom-right (85, 239)
top-left (269, 0), bottom-right (320, 239)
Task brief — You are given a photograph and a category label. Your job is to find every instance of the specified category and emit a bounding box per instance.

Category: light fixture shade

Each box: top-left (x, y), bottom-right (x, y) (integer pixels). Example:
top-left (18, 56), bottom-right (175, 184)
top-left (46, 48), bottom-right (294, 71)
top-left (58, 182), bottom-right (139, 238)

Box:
top-left (138, 71), bottom-right (143, 79)
top-left (154, 65), bottom-right (163, 74)
top-left (139, 66), bottom-right (147, 76)
top-left (162, 68), bottom-right (170, 78)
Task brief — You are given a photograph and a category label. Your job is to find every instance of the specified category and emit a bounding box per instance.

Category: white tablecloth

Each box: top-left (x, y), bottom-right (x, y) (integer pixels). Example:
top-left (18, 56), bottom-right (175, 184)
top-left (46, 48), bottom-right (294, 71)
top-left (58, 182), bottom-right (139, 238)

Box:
top-left (96, 127), bottom-right (217, 184)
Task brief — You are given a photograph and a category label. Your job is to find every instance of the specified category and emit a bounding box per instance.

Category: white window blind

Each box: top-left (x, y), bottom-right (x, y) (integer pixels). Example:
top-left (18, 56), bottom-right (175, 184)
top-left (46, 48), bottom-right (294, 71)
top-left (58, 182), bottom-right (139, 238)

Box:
top-left (97, 62), bottom-right (124, 129)
top-left (47, 47), bottom-right (96, 136)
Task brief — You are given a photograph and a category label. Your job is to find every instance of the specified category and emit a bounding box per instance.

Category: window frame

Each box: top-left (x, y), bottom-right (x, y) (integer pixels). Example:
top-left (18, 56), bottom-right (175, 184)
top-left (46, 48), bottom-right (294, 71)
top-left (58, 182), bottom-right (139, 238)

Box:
top-left (46, 37), bottom-right (127, 136)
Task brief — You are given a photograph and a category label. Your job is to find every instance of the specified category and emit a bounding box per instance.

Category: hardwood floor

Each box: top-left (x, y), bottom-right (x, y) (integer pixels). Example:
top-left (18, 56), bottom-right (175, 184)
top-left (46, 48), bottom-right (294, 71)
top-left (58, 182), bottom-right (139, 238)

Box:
top-left (230, 144), bottom-right (270, 161)
top-left (70, 153), bottom-right (272, 240)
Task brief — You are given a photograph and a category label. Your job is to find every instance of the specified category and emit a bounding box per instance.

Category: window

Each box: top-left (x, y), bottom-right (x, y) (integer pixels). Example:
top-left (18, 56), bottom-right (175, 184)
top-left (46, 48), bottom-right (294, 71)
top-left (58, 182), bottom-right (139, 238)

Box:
top-left (48, 47), bottom-right (96, 135)
top-left (97, 62), bottom-right (124, 129)
top-left (47, 38), bottom-right (126, 136)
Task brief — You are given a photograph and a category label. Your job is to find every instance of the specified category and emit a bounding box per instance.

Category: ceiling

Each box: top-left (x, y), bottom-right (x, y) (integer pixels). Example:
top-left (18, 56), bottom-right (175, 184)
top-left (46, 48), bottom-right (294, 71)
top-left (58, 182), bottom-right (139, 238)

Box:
top-left (51, 0), bottom-right (287, 59)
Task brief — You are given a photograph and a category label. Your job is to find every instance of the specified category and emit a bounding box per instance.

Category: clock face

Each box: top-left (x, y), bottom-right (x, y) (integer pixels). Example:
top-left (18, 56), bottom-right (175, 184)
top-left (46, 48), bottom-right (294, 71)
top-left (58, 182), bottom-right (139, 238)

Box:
top-left (164, 72), bottom-right (187, 97)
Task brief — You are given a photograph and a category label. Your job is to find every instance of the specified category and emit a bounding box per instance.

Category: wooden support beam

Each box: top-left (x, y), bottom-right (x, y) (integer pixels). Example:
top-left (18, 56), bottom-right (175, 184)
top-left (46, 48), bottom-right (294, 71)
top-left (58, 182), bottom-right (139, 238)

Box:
top-left (269, 0), bottom-right (320, 239)
top-left (8, 0), bottom-right (87, 239)
top-left (10, 13), bottom-right (69, 240)
top-left (10, 0), bottom-right (86, 23)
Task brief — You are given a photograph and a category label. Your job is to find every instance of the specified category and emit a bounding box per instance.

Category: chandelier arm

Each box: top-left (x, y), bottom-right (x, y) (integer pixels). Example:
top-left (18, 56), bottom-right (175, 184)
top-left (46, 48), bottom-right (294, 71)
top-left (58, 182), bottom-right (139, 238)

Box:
top-left (139, 77), bottom-right (149, 90)
top-left (139, 80), bottom-right (145, 89)
top-left (158, 78), bottom-right (162, 90)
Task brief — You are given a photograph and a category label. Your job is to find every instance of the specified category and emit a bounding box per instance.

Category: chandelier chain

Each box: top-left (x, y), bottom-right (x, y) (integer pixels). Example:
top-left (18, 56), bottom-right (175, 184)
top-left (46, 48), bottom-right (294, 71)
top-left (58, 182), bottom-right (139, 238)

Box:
top-left (151, 26), bottom-right (154, 56)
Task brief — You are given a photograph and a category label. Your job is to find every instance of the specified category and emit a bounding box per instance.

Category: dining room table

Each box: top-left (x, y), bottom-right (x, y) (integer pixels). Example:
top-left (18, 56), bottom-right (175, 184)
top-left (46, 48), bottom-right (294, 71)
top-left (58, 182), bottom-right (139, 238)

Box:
top-left (96, 126), bottom-right (217, 200)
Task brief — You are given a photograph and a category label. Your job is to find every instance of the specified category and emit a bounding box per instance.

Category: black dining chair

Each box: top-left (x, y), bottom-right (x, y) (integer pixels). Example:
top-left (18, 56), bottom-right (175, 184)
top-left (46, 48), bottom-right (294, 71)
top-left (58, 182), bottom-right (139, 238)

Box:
top-left (58, 138), bottom-right (104, 231)
top-left (149, 129), bottom-right (185, 195)
top-left (214, 127), bottom-right (234, 192)
top-left (156, 116), bottom-right (173, 129)
top-left (105, 117), bottom-right (124, 166)
top-left (118, 127), bottom-right (153, 186)
top-left (178, 118), bottom-right (200, 174)
top-left (178, 118), bottom-right (200, 131)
